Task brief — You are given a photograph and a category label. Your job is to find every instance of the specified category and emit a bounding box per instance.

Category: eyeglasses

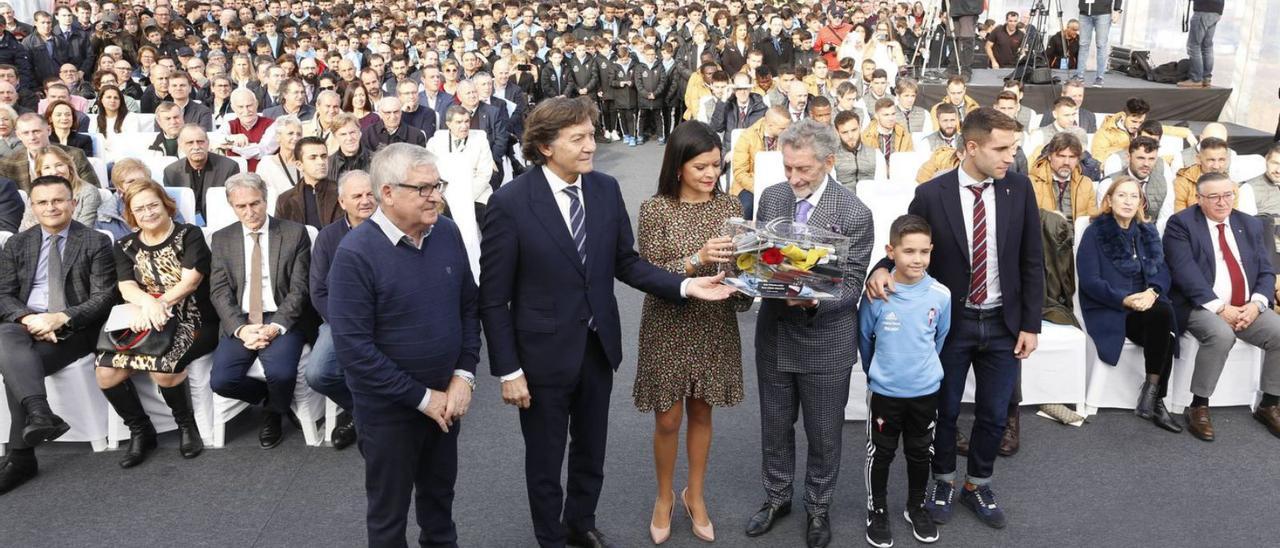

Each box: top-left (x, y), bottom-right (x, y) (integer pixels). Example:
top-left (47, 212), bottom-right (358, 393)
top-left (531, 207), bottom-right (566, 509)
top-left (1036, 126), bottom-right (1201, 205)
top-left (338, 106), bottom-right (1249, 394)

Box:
top-left (130, 202), bottom-right (166, 215)
top-left (1198, 192), bottom-right (1235, 203)
top-left (395, 180), bottom-right (448, 197)
top-left (320, 85), bottom-right (336, 90)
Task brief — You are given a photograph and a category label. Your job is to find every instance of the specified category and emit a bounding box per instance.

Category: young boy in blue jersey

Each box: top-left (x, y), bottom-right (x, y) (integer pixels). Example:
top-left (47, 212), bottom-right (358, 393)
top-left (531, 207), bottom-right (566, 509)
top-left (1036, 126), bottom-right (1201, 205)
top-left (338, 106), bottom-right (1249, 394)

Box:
top-left (858, 214), bottom-right (951, 547)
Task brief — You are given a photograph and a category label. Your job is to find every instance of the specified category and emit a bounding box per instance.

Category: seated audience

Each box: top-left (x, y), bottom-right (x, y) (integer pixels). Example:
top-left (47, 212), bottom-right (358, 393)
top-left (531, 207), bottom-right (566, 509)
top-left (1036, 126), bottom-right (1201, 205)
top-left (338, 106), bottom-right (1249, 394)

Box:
top-left (1173, 137), bottom-right (1235, 212)
top-left (1245, 144), bottom-right (1280, 216)
top-left (31, 146), bottom-right (98, 227)
top-left (1163, 172), bottom-right (1280, 441)
top-left (833, 109), bottom-right (878, 191)
top-left (361, 96), bottom-right (427, 151)
top-left (426, 105), bottom-right (497, 224)
top-left (0, 175), bottom-right (115, 494)
top-left (219, 88), bottom-right (278, 172)
top-left (162, 124), bottom-right (241, 223)
top-left (44, 100), bottom-right (93, 158)
top-left (862, 98), bottom-right (914, 170)
top-left (730, 105), bottom-right (792, 220)
top-left (325, 112), bottom-right (370, 181)
top-left (276, 136), bottom-right (342, 230)
top-left (924, 104), bottom-right (961, 151)
top-left (1096, 137), bottom-right (1174, 225)
top-left (149, 102), bottom-right (185, 156)
top-left (257, 115), bottom-right (305, 196)
top-left (929, 75), bottom-right (978, 128)
top-left (1078, 177), bottom-right (1182, 433)
top-left (209, 173), bottom-right (316, 449)
top-left (1029, 97), bottom-right (1088, 157)
top-left (1030, 132), bottom-right (1098, 223)
top-left (96, 179), bottom-right (216, 468)
top-left (894, 78), bottom-right (928, 133)
top-left (305, 170), bottom-right (377, 452)
top-left (0, 113), bottom-right (99, 190)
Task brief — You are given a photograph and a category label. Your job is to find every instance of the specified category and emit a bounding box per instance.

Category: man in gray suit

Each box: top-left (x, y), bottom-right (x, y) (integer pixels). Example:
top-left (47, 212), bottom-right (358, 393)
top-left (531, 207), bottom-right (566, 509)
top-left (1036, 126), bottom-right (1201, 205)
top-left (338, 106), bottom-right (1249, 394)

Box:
top-left (208, 173), bottom-right (315, 449)
top-left (744, 119), bottom-right (873, 548)
top-left (162, 124), bottom-right (241, 223)
top-left (0, 176), bottom-right (115, 494)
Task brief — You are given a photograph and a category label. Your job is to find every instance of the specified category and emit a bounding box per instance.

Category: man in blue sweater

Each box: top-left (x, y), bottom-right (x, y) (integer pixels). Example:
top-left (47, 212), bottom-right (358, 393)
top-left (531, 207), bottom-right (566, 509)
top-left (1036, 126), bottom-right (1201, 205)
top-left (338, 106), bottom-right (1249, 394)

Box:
top-left (305, 170), bottom-right (375, 451)
top-left (327, 143), bottom-right (480, 547)
top-left (859, 214), bottom-right (951, 548)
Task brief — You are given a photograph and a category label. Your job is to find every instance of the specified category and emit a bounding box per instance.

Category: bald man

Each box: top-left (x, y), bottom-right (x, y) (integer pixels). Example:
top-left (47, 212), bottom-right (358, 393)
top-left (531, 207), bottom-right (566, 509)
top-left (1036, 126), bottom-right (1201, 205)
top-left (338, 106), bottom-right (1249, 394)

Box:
top-left (361, 96), bottom-right (427, 150)
top-left (731, 106), bottom-right (793, 219)
top-left (1181, 122), bottom-right (1229, 168)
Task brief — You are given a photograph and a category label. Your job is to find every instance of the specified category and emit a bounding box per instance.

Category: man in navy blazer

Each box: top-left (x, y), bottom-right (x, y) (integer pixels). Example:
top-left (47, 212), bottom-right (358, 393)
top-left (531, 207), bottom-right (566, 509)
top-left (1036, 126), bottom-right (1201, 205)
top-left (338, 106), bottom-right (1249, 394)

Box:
top-left (479, 97), bottom-right (734, 548)
top-left (866, 108), bottom-right (1044, 530)
top-left (1162, 172), bottom-right (1280, 440)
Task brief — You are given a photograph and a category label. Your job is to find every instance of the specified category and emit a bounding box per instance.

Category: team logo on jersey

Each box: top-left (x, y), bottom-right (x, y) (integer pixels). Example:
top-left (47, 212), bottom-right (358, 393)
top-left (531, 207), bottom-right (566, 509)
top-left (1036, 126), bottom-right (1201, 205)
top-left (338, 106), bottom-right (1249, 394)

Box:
top-left (928, 307), bottom-right (937, 327)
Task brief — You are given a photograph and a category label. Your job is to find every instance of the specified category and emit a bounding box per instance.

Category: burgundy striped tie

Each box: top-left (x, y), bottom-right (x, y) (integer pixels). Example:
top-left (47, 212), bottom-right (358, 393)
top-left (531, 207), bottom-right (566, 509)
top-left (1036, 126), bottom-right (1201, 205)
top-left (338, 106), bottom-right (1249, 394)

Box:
top-left (968, 184), bottom-right (990, 306)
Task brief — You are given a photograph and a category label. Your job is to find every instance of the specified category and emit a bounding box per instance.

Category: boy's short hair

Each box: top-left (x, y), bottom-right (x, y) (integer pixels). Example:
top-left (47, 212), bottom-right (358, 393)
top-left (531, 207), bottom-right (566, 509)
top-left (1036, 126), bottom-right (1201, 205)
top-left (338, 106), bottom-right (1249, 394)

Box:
top-left (889, 214), bottom-right (932, 246)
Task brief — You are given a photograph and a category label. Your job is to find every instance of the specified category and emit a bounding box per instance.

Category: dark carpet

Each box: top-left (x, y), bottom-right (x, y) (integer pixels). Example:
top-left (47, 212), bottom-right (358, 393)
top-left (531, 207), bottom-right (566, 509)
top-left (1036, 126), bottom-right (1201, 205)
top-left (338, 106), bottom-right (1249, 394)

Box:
top-left (3, 142), bottom-right (1277, 547)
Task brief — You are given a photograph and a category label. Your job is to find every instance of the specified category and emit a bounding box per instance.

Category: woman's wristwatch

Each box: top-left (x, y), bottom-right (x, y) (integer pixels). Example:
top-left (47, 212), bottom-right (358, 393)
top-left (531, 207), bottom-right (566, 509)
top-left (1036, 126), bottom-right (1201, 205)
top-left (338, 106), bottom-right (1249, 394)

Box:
top-left (688, 253), bottom-right (702, 268)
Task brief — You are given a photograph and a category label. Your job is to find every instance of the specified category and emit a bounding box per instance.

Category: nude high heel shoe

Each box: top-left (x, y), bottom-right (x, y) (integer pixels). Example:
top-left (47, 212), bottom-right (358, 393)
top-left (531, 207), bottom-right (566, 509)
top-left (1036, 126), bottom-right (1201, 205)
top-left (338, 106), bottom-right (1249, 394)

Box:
top-left (682, 487), bottom-right (715, 542)
top-left (650, 489), bottom-right (675, 544)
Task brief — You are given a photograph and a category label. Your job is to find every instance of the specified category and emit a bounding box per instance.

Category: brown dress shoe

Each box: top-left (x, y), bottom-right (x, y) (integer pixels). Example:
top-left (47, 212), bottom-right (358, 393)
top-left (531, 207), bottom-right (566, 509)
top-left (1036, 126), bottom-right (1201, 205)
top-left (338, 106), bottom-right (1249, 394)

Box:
top-left (1185, 406), bottom-right (1215, 441)
top-left (1176, 80), bottom-right (1203, 88)
top-left (1253, 405), bottom-right (1280, 438)
top-left (956, 432), bottom-right (969, 456)
top-left (998, 408), bottom-right (1020, 457)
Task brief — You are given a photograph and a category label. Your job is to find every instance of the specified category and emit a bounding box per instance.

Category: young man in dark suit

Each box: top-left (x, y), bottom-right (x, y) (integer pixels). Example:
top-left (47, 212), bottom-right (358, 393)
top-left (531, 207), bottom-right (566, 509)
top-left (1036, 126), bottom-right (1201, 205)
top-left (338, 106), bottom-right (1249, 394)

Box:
top-left (866, 108), bottom-right (1044, 530)
top-left (479, 97), bottom-right (734, 548)
top-left (0, 176), bottom-right (115, 494)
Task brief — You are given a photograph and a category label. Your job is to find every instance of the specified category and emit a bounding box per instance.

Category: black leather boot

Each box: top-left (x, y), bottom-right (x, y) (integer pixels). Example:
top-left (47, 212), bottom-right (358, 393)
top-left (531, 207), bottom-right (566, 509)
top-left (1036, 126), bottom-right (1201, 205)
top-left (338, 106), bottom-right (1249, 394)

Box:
top-left (159, 380), bottom-right (203, 459)
top-left (1135, 381), bottom-right (1157, 419)
top-left (1151, 398), bottom-right (1183, 434)
top-left (102, 380), bottom-right (157, 469)
top-left (20, 395), bottom-right (70, 447)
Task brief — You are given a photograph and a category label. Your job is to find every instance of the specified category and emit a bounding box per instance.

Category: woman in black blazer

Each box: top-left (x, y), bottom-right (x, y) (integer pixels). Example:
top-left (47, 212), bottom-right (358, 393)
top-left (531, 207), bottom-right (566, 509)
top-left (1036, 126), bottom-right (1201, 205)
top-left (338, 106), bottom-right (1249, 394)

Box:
top-left (45, 100), bottom-right (95, 158)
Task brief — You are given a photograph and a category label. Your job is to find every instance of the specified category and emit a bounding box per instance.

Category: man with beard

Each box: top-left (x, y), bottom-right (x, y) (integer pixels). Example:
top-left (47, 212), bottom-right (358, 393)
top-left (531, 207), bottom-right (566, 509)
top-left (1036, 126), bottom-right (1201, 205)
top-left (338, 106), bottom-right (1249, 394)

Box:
top-left (1096, 136), bottom-right (1173, 224)
top-left (925, 104), bottom-right (962, 151)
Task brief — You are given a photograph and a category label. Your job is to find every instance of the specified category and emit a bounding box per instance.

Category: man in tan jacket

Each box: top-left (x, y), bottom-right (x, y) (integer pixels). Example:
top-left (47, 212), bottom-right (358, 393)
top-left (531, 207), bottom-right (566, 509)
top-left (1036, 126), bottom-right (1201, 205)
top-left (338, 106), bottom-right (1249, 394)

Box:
top-left (1029, 132), bottom-right (1097, 223)
top-left (731, 106), bottom-right (791, 219)
top-left (1173, 136), bottom-right (1235, 212)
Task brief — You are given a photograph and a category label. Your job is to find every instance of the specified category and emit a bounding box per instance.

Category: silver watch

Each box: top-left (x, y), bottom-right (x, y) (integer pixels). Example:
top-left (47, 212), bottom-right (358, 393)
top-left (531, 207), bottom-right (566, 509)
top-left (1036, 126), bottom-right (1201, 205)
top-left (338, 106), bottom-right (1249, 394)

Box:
top-left (689, 253), bottom-right (702, 267)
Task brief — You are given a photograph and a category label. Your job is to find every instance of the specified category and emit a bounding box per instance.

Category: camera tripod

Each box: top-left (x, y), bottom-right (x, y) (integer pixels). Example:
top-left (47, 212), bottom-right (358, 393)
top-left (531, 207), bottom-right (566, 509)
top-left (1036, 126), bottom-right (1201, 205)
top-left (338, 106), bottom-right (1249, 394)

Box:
top-left (908, 0), bottom-right (962, 84)
top-left (1011, 0), bottom-right (1071, 86)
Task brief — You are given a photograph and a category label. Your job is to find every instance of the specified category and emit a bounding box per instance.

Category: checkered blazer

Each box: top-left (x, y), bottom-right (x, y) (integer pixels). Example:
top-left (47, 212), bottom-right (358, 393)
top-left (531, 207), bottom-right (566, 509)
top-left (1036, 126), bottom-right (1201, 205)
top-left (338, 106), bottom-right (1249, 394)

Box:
top-left (755, 178), bottom-right (874, 374)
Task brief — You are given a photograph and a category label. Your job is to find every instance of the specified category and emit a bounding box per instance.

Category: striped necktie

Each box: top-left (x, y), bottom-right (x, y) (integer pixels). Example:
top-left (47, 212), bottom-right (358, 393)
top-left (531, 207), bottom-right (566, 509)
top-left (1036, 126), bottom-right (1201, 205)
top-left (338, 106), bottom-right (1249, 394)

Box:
top-left (967, 184), bottom-right (989, 306)
top-left (563, 185), bottom-right (594, 329)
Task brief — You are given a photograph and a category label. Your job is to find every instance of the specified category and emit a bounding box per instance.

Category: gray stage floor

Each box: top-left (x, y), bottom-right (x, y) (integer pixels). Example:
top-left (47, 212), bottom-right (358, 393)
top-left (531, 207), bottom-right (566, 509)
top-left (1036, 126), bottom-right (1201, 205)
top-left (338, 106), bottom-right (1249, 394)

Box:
top-left (3, 142), bottom-right (1278, 547)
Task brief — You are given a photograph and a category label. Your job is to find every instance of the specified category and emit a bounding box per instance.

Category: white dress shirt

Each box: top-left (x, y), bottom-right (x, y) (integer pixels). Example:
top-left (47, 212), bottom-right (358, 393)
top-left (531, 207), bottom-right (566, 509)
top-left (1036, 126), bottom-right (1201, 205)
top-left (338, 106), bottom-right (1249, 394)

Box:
top-left (367, 208), bottom-right (474, 412)
top-left (1202, 216), bottom-right (1269, 313)
top-left (238, 223), bottom-right (288, 337)
top-left (957, 165), bottom-right (1002, 308)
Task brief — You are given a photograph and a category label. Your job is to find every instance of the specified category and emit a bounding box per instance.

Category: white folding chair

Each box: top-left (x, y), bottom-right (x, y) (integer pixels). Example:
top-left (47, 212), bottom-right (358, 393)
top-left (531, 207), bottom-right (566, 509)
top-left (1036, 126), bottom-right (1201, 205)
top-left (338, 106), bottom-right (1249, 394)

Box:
top-left (0, 355), bottom-right (109, 456)
top-left (105, 355), bottom-right (216, 449)
top-left (88, 132), bottom-right (104, 157)
top-left (751, 151), bottom-right (785, 216)
top-left (1237, 182), bottom-right (1258, 215)
top-left (888, 151), bottom-right (930, 186)
top-left (911, 132), bottom-right (929, 152)
top-left (229, 156), bottom-right (249, 175)
top-left (961, 321), bottom-right (1087, 409)
top-left (1028, 113), bottom-right (1043, 131)
top-left (88, 157), bottom-right (110, 188)
top-left (856, 179), bottom-right (915, 267)
top-left (104, 131), bottom-right (160, 161)
top-left (133, 113), bottom-right (156, 132)
top-left (141, 155), bottom-right (178, 181)
top-left (1167, 335), bottom-right (1263, 414)
top-left (1103, 152), bottom-right (1123, 175)
top-left (1093, 112), bottom-right (1109, 131)
top-left (0, 230), bottom-right (11, 249)
top-left (210, 345), bottom-right (326, 447)
top-left (1229, 154), bottom-right (1266, 183)
top-left (205, 187), bottom-right (235, 231)
top-left (164, 186), bottom-right (197, 227)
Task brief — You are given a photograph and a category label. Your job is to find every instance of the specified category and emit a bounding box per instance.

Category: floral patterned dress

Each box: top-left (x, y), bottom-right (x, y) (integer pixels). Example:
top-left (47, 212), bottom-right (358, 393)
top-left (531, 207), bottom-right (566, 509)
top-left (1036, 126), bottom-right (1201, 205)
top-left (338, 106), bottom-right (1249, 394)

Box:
top-left (633, 194), bottom-right (746, 413)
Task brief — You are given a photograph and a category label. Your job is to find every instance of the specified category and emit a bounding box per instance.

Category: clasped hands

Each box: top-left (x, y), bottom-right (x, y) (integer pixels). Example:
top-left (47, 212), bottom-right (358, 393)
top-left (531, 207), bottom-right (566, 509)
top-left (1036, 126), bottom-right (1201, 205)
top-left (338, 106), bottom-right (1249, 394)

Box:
top-left (21, 312), bottom-right (70, 342)
top-left (423, 376), bottom-right (473, 432)
top-left (1218, 302), bottom-right (1262, 332)
top-left (1122, 288), bottom-right (1158, 312)
top-left (236, 323), bottom-right (281, 350)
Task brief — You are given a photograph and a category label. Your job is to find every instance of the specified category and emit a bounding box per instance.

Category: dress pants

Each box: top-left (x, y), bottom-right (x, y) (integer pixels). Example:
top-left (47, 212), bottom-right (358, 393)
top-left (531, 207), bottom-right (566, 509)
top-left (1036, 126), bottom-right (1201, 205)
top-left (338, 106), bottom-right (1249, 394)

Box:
top-left (933, 307), bottom-right (1019, 483)
top-left (756, 355), bottom-right (852, 516)
top-left (303, 323), bottom-right (353, 411)
top-left (210, 315), bottom-right (306, 415)
top-left (519, 331), bottom-right (612, 548)
top-left (0, 324), bottom-right (98, 449)
top-left (1185, 307), bottom-right (1280, 398)
top-left (357, 411), bottom-right (459, 548)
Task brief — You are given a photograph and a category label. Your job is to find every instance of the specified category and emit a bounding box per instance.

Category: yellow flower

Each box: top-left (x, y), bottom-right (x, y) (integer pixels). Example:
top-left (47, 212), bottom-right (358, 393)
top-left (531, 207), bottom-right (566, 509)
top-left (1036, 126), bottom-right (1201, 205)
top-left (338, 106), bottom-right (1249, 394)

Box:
top-left (779, 244), bottom-right (828, 270)
top-left (736, 253), bottom-right (756, 273)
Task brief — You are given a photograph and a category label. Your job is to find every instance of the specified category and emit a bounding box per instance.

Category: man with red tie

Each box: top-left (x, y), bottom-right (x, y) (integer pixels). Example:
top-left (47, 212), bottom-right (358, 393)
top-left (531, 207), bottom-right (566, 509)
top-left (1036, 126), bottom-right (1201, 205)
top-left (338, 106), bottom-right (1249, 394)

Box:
top-left (1163, 172), bottom-right (1280, 441)
top-left (866, 108), bottom-right (1044, 530)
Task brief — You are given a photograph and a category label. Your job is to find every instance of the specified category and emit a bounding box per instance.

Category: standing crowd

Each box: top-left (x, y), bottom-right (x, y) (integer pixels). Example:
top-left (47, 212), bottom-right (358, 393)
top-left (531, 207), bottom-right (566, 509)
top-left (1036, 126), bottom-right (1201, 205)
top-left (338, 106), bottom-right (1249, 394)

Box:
top-left (0, 1), bottom-right (1271, 548)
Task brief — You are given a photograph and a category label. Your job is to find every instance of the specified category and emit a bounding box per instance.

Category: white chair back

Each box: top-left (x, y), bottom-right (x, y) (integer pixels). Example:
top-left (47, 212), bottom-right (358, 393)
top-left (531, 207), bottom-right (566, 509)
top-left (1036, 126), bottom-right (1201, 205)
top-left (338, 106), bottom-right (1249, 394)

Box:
top-left (141, 155), bottom-right (179, 181)
top-left (0, 230), bottom-right (11, 249)
top-left (752, 151), bottom-right (785, 216)
top-left (856, 179), bottom-right (916, 267)
top-left (165, 186), bottom-right (197, 226)
top-left (729, 128), bottom-right (746, 151)
top-left (204, 186), bottom-right (234, 231)
top-left (104, 132), bottom-right (160, 161)
top-left (1229, 154), bottom-right (1266, 183)
top-left (888, 151), bottom-right (930, 186)
top-left (229, 156), bottom-right (249, 174)
top-left (1028, 113), bottom-right (1043, 130)
top-left (1102, 152), bottom-right (1123, 175)
top-left (88, 157), bottom-right (110, 188)
top-left (88, 132), bottom-right (104, 157)
top-left (306, 225), bottom-right (319, 250)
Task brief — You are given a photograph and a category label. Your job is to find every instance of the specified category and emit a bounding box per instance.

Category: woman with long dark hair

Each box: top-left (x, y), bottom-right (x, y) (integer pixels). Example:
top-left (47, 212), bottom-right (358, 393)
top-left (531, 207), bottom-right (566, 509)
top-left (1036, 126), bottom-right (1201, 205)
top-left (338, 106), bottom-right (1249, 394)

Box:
top-left (635, 121), bottom-right (744, 544)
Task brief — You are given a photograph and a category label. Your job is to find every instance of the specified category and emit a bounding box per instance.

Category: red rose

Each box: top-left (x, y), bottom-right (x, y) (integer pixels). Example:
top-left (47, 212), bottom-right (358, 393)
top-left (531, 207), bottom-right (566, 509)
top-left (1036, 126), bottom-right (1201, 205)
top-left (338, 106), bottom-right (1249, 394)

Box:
top-left (761, 247), bottom-right (784, 265)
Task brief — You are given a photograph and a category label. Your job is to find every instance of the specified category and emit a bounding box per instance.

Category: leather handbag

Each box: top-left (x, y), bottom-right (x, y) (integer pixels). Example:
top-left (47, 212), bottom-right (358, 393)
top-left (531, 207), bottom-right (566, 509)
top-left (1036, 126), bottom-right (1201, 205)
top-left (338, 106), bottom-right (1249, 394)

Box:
top-left (97, 295), bottom-right (179, 357)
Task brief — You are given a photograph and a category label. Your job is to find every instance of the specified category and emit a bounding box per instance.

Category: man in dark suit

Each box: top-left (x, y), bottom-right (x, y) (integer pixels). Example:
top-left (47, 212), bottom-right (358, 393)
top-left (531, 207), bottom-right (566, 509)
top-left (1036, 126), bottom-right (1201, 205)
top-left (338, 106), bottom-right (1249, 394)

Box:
top-left (20, 11), bottom-right (58, 85)
top-left (395, 80), bottom-right (437, 138)
top-left (162, 124), bottom-right (241, 222)
top-left (209, 173), bottom-right (315, 449)
top-left (415, 66), bottom-right (455, 129)
top-left (710, 73), bottom-right (768, 152)
top-left (454, 79), bottom-right (508, 192)
top-left (757, 16), bottom-right (795, 74)
top-left (0, 113), bottom-right (99, 190)
top-left (360, 96), bottom-right (427, 152)
top-left (745, 120), bottom-right (873, 548)
top-left (866, 108), bottom-right (1044, 530)
top-left (1163, 171), bottom-right (1280, 441)
top-left (0, 175), bottom-right (115, 494)
top-left (479, 97), bottom-right (734, 548)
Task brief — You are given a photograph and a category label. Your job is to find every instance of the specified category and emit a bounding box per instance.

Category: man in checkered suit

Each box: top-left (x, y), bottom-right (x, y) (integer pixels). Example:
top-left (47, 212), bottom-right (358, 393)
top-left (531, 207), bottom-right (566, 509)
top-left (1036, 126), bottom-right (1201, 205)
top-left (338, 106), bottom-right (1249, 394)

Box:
top-left (744, 119), bottom-right (873, 548)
